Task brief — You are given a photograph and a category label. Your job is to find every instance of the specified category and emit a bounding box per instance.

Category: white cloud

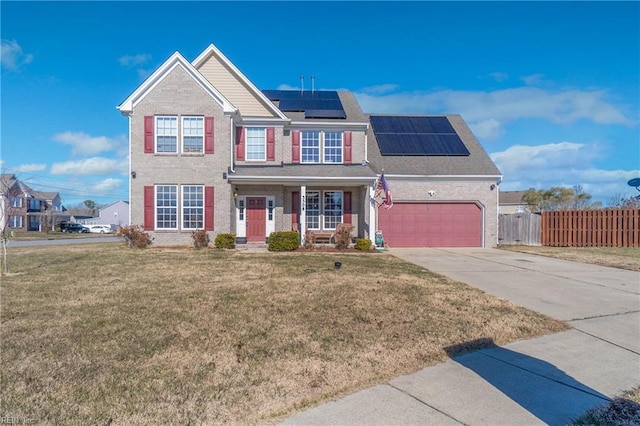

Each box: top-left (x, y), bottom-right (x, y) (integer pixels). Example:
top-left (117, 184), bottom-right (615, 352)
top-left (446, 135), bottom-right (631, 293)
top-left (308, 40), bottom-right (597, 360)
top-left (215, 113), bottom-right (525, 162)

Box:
top-left (53, 132), bottom-right (126, 157)
top-left (277, 84), bottom-right (299, 91)
top-left (93, 178), bottom-right (123, 194)
top-left (491, 142), bottom-right (639, 201)
top-left (488, 72), bottom-right (509, 82)
top-left (12, 163), bottom-right (47, 173)
top-left (50, 157), bottom-right (128, 176)
top-left (118, 53), bottom-right (151, 67)
top-left (1, 39), bottom-right (33, 71)
top-left (355, 86), bottom-right (634, 140)
top-left (360, 84), bottom-right (400, 95)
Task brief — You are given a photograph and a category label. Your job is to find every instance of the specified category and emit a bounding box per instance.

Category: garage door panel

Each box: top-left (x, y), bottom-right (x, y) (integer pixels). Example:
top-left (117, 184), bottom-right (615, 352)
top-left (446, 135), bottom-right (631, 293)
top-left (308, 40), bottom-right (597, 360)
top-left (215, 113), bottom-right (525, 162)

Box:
top-left (378, 203), bottom-right (482, 247)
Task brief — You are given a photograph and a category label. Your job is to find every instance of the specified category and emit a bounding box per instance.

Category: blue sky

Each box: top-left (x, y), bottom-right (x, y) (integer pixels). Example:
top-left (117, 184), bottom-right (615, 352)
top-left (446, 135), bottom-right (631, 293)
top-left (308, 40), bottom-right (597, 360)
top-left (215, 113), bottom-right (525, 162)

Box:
top-left (2, 1), bottom-right (638, 206)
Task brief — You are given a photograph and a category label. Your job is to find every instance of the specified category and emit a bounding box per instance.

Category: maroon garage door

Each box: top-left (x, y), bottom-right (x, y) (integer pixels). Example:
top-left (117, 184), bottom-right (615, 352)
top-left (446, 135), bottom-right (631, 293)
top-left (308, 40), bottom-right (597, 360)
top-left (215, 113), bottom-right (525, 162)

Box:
top-left (378, 203), bottom-right (482, 247)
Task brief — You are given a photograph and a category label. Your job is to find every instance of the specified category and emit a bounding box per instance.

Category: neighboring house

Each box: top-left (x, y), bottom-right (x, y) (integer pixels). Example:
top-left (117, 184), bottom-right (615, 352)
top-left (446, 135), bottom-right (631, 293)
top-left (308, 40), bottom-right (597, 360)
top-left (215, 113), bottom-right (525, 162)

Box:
top-left (0, 174), bottom-right (67, 232)
top-left (118, 44), bottom-right (502, 247)
top-left (499, 191), bottom-right (529, 214)
top-left (83, 201), bottom-right (130, 227)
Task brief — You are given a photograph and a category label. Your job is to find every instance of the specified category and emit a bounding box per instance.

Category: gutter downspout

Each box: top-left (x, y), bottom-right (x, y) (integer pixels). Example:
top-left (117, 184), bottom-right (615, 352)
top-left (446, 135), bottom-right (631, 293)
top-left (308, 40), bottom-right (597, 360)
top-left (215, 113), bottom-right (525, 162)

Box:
top-left (230, 116), bottom-right (235, 173)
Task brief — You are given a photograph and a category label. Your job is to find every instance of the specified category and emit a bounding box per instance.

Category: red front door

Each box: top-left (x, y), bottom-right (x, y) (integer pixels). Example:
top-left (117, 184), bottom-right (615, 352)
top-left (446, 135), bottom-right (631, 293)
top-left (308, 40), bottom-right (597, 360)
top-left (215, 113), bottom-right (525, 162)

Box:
top-left (246, 197), bottom-right (266, 242)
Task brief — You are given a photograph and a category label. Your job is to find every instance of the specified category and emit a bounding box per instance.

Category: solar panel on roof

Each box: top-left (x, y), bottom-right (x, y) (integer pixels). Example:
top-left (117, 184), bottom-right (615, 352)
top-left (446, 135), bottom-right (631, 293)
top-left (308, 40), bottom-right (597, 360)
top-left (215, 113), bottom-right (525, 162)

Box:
top-left (370, 116), bottom-right (470, 156)
top-left (262, 90), bottom-right (346, 119)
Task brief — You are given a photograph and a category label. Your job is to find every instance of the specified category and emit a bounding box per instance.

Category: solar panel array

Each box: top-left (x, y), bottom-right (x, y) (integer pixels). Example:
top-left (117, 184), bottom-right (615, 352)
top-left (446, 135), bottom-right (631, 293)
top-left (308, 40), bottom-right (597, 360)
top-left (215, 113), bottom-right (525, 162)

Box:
top-left (370, 116), bottom-right (470, 156)
top-left (262, 90), bottom-right (347, 119)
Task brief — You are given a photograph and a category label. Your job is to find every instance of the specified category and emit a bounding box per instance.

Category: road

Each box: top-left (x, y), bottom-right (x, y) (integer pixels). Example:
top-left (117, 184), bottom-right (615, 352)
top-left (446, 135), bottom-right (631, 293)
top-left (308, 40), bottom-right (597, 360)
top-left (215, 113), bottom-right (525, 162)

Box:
top-left (7, 236), bottom-right (122, 247)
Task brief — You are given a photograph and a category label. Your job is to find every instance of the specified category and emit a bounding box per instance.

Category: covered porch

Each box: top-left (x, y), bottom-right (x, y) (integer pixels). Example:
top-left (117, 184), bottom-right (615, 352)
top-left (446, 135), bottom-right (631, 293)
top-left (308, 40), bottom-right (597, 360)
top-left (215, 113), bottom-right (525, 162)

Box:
top-left (228, 165), bottom-right (377, 245)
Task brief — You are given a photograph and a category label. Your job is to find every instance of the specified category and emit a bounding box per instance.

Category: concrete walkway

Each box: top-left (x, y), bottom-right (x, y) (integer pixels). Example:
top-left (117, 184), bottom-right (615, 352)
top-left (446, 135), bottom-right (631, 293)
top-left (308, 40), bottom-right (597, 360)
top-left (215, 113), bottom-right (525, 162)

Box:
top-left (283, 248), bottom-right (640, 425)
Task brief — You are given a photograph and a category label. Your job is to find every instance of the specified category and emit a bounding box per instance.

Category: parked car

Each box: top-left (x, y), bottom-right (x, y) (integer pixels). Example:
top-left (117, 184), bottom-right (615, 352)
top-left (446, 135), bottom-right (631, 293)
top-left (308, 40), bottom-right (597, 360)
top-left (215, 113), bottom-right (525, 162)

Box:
top-left (60, 222), bottom-right (90, 233)
top-left (87, 225), bottom-right (113, 234)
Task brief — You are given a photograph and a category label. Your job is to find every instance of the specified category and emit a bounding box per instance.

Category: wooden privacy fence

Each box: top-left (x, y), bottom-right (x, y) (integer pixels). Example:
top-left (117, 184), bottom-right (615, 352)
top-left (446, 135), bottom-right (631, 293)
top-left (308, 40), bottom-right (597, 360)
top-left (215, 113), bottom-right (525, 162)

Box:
top-left (498, 213), bottom-right (541, 246)
top-left (542, 209), bottom-right (640, 247)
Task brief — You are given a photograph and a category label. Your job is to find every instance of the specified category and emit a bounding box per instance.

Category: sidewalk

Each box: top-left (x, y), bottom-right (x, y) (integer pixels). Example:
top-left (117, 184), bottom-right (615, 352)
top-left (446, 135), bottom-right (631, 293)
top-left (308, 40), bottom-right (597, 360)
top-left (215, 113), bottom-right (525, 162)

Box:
top-left (283, 248), bottom-right (640, 425)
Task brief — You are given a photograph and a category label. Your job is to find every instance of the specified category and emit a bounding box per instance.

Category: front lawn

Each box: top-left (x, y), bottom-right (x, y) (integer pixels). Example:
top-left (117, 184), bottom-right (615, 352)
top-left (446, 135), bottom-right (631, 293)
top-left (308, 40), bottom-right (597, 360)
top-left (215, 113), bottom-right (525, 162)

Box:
top-left (1, 244), bottom-right (567, 424)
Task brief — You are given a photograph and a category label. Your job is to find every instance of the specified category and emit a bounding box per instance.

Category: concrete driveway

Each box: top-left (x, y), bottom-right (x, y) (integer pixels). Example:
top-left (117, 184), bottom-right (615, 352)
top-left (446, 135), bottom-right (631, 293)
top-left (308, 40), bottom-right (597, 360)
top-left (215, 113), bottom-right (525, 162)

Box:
top-left (284, 248), bottom-right (640, 425)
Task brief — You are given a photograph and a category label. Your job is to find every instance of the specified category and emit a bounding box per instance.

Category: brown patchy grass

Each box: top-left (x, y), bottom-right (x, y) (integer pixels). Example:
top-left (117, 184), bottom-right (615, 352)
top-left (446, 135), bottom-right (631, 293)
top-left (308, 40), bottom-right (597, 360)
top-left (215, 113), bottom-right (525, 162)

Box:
top-left (1, 244), bottom-right (567, 424)
top-left (570, 387), bottom-right (640, 425)
top-left (499, 246), bottom-right (640, 271)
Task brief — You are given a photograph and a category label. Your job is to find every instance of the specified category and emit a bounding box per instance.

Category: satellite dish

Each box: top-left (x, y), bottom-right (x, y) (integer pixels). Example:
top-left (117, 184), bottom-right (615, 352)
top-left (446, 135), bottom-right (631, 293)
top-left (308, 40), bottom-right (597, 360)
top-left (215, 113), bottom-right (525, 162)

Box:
top-left (628, 177), bottom-right (640, 190)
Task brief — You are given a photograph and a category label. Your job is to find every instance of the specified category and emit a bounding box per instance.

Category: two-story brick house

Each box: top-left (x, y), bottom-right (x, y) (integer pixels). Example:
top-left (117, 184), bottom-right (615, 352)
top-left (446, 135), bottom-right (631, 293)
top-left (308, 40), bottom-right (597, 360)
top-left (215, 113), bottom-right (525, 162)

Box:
top-left (118, 44), bottom-right (502, 247)
top-left (0, 174), bottom-right (66, 233)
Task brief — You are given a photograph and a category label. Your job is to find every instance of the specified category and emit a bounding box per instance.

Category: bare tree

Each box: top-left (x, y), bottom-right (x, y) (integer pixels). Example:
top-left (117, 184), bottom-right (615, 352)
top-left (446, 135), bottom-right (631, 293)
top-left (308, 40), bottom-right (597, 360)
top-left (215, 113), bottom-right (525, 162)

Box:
top-left (0, 174), bottom-right (24, 274)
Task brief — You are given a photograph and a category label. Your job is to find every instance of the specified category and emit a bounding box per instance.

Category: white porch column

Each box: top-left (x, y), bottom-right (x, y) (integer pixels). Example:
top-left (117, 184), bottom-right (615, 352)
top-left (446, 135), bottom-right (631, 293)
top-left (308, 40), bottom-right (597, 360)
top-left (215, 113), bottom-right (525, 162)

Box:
top-left (369, 183), bottom-right (376, 244)
top-left (300, 185), bottom-right (306, 246)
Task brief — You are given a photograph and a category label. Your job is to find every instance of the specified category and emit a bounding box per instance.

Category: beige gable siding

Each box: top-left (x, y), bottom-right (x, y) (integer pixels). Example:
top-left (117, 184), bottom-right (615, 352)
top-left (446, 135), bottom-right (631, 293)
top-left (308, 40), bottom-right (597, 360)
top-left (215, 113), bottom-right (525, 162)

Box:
top-left (197, 55), bottom-right (275, 118)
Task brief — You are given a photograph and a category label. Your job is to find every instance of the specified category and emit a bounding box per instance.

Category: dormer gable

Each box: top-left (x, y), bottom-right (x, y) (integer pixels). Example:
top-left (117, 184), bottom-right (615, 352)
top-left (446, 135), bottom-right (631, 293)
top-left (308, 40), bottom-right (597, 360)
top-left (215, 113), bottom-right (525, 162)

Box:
top-left (117, 51), bottom-right (236, 116)
top-left (192, 44), bottom-right (287, 121)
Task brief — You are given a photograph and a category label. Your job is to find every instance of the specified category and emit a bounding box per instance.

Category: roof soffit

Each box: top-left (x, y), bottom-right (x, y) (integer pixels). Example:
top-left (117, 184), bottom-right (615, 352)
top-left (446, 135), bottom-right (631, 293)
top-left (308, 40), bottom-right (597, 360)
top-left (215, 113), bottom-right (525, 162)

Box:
top-left (192, 44), bottom-right (288, 120)
top-left (117, 51), bottom-right (237, 115)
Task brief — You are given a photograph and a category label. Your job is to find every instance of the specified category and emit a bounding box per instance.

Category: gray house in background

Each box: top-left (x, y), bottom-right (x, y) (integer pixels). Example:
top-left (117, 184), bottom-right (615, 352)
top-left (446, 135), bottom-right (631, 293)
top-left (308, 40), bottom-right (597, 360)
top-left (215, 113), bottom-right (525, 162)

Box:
top-left (98, 201), bottom-right (129, 228)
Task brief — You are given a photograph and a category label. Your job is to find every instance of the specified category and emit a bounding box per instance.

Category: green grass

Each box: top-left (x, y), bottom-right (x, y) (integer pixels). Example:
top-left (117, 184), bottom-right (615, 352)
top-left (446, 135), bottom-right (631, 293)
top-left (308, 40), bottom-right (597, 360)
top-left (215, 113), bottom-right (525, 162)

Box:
top-left (1, 244), bottom-right (567, 424)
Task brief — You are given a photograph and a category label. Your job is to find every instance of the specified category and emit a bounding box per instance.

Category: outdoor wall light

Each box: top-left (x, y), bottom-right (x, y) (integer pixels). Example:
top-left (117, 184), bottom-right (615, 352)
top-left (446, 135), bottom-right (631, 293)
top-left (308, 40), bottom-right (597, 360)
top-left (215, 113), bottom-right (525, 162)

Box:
top-left (131, 171), bottom-right (136, 179)
top-left (490, 184), bottom-right (496, 191)
top-left (428, 190), bottom-right (435, 197)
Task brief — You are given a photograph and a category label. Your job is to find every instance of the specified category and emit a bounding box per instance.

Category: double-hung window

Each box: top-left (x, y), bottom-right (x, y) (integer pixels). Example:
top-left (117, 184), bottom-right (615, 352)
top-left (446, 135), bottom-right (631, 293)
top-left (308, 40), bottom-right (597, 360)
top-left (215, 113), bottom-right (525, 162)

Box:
top-left (182, 117), bottom-right (204, 153)
top-left (182, 185), bottom-right (204, 230)
top-left (9, 216), bottom-right (22, 228)
top-left (323, 132), bottom-right (343, 163)
top-left (305, 190), bottom-right (343, 230)
top-left (301, 131), bottom-right (321, 163)
top-left (301, 131), bottom-right (342, 163)
top-left (9, 197), bottom-right (22, 208)
top-left (246, 127), bottom-right (266, 161)
top-left (156, 185), bottom-right (178, 229)
top-left (156, 116), bottom-right (178, 153)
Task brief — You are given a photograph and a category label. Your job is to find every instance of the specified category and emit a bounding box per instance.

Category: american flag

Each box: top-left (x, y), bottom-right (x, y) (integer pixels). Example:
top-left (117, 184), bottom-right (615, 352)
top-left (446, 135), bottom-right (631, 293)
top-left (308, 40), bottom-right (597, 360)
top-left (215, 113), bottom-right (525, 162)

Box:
top-left (376, 173), bottom-right (393, 209)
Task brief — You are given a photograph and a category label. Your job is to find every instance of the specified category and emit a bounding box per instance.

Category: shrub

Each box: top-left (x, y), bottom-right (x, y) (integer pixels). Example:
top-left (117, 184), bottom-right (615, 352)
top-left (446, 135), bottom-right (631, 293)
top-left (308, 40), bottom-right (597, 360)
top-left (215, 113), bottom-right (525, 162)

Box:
top-left (268, 231), bottom-right (300, 252)
top-left (355, 238), bottom-right (372, 251)
top-left (303, 230), bottom-right (316, 250)
top-left (333, 223), bottom-right (354, 250)
top-left (116, 225), bottom-right (152, 249)
top-left (192, 229), bottom-right (210, 249)
top-left (214, 233), bottom-right (236, 249)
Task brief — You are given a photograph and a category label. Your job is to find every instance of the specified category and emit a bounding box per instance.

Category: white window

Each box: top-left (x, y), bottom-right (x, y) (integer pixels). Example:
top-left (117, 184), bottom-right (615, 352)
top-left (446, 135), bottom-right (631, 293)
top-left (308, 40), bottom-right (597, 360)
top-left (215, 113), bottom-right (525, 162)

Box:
top-left (323, 132), bottom-right (343, 163)
top-left (323, 191), bottom-right (343, 229)
top-left (9, 197), bottom-right (22, 208)
top-left (304, 191), bottom-right (343, 230)
top-left (246, 127), bottom-right (266, 161)
top-left (306, 191), bottom-right (321, 230)
top-left (9, 216), bottom-right (22, 228)
top-left (301, 131), bottom-right (321, 163)
top-left (238, 199), bottom-right (245, 221)
top-left (268, 199), bottom-right (274, 221)
top-left (182, 117), bottom-right (204, 153)
top-left (182, 185), bottom-right (204, 229)
top-left (156, 185), bottom-right (177, 229)
top-left (156, 116), bottom-right (178, 153)
top-left (301, 131), bottom-right (342, 163)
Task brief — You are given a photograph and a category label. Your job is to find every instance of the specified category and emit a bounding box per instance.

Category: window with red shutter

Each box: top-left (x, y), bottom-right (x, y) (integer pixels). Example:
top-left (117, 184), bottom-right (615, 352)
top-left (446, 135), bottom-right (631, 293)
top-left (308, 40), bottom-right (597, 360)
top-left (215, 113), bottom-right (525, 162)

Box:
top-left (205, 117), bottom-right (214, 154)
top-left (205, 186), bottom-right (214, 230)
top-left (236, 127), bottom-right (245, 161)
top-left (343, 131), bottom-right (352, 163)
top-left (144, 186), bottom-right (154, 230)
top-left (144, 116), bottom-right (154, 153)
top-left (291, 130), bottom-right (300, 163)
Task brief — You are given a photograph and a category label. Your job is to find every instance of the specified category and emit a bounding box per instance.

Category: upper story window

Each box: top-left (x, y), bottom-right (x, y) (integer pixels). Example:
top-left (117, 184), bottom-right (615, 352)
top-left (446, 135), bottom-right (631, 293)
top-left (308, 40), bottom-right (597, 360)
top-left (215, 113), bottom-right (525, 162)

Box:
top-left (156, 116), bottom-right (178, 153)
top-left (9, 196), bottom-right (22, 208)
top-left (182, 117), bottom-right (204, 153)
top-left (28, 199), bottom-right (41, 211)
top-left (246, 127), bottom-right (266, 161)
top-left (301, 131), bottom-right (342, 164)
